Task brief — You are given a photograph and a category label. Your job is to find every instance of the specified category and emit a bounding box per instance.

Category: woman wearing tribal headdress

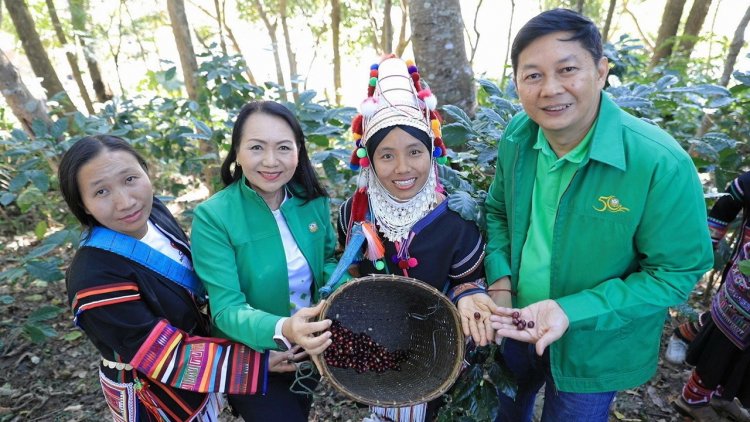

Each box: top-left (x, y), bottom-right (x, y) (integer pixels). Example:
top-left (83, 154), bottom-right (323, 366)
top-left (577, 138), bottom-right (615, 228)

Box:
top-left (59, 135), bottom-right (278, 421)
top-left (337, 56), bottom-right (498, 422)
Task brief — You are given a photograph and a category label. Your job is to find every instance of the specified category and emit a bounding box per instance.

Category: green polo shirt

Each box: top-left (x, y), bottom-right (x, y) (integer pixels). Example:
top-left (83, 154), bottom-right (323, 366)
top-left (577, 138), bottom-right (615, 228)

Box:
top-left (517, 125), bottom-right (595, 307)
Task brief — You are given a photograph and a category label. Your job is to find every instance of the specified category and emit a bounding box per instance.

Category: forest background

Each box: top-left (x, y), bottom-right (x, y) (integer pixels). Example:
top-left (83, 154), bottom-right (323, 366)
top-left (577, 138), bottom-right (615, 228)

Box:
top-left (1, 0), bottom-right (750, 420)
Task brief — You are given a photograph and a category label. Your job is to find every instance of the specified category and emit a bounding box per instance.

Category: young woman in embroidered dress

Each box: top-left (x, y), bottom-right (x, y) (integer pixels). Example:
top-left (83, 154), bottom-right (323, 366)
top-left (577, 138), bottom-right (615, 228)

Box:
top-left (337, 56), bottom-right (498, 422)
top-left (59, 135), bottom-right (292, 422)
top-left (191, 101), bottom-right (338, 421)
top-left (671, 171), bottom-right (750, 422)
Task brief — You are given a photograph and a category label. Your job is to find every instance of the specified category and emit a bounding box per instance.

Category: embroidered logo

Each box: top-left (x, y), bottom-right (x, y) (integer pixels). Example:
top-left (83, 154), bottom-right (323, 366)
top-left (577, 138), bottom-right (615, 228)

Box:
top-left (308, 222), bottom-right (318, 233)
top-left (594, 195), bottom-right (629, 213)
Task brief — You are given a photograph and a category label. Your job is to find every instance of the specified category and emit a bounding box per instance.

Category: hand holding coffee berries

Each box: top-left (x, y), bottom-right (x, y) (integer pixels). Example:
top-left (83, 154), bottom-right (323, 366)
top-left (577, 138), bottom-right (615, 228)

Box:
top-left (489, 299), bottom-right (570, 356)
top-left (324, 320), bottom-right (410, 374)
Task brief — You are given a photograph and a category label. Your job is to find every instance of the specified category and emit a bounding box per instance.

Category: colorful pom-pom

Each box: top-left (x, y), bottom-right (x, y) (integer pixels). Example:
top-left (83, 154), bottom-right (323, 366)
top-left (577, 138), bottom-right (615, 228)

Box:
top-left (356, 148), bottom-right (367, 158)
top-left (360, 97), bottom-right (379, 117)
top-left (437, 156), bottom-right (448, 165)
top-left (398, 260), bottom-right (409, 270)
top-left (356, 139), bottom-right (362, 148)
top-left (370, 69), bottom-right (378, 78)
top-left (417, 88), bottom-right (432, 100)
top-left (391, 255), bottom-right (399, 263)
top-left (353, 132), bottom-right (362, 141)
top-left (410, 73), bottom-right (420, 85)
top-left (407, 65), bottom-right (418, 74)
top-left (375, 260), bottom-right (385, 270)
top-left (369, 77), bottom-right (377, 87)
top-left (407, 257), bottom-right (418, 267)
top-left (367, 85), bottom-right (375, 97)
top-left (405, 59), bottom-right (415, 67)
top-left (433, 147), bottom-right (442, 157)
top-left (424, 94), bottom-right (438, 110)
top-left (360, 157), bottom-right (371, 167)
top-left (349, 163), bottom-right (361, 171)
top-left (370, 63), bottom-right (379, 70)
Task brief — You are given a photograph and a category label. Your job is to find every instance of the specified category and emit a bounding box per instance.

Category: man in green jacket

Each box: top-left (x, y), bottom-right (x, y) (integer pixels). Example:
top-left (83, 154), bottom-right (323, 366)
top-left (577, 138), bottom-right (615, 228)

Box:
top-left (486, 9), bottom-right (713, 422)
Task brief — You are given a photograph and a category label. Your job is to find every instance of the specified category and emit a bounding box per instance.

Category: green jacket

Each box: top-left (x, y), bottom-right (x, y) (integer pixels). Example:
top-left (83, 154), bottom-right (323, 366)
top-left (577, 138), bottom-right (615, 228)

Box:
top-left (484, 93), bottom-right (713, 392)
top-left (191, 177), bottom-right (338, 351)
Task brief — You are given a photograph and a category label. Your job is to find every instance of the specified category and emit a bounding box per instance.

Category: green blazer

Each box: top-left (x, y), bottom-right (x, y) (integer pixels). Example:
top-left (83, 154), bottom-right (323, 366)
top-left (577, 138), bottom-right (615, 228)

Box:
top-left (191, 177), bottom-right (338, 351)
top-left (484, 93), bottom-right (713, 392)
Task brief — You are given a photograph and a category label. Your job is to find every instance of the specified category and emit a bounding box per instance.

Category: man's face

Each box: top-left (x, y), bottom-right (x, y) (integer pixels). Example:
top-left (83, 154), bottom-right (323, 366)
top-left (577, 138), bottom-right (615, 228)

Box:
top-left (515, 31), bottom-right (608, 153)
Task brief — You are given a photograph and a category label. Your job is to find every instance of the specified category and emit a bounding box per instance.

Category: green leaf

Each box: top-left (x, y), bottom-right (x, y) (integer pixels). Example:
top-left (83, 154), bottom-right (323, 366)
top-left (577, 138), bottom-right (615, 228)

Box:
top-left (25, 259), bottom-right (64, 282)
top-left (0, 267), bottom-right (25, 283)
top-left (24, 323), bottom-right (57, 344)
top-left (0, 295), bottom-right (14, 305)
top-left (63, 331), bottom-right (83, 341)
top-left (28, 305), bottom-right (65, 323)
top-left (34, 221), bottom-right (48, 240)
top-left (477, 79), bottom-right (503, 97)
top-left (442, 123), bottom-right (472, 147)
top-left (0, 192), bottom-right (16, 206)
top-left (297, 90), bottom-right (317, 104)
top-left (27, 170), bottom-right (49, 192)
top-left (442, 105), bottom-right (472, 127)
top-left (26, 243), bottom-right (58, 260)
top-left (165, 66), bottom-right (177, 81)
top-left (8, 173), bottom-right (29, 193)
top-left (448, 191), bottom-right (480, 223)
top-left (15, 186), bottom-right (44, 213)
top-left (50, 117), bottom-right (68, 138)
top-left (192, 118), bottom-right (213, 136)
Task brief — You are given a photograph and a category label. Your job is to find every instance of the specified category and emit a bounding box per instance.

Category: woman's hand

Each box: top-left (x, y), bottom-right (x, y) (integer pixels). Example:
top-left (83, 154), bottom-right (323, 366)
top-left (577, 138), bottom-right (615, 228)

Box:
top-left (457, 293), bottom-right (496, 347)
top-left (282, 300), bottom-right (332, 356)
top-left (490, 299), bottom-right (569, 355)
top-left (268, 346), bottom-right (308, 373)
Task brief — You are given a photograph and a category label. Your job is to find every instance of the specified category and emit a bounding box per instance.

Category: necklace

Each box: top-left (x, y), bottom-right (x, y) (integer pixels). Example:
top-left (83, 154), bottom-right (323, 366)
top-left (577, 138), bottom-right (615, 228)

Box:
top-left (366, 164), bottom-right (437, 242)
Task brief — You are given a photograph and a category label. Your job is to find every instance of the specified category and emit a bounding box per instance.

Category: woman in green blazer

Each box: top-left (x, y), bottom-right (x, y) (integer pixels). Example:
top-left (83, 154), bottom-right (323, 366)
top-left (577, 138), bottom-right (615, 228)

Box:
top-left (191, 101), bottom-right (337, 421)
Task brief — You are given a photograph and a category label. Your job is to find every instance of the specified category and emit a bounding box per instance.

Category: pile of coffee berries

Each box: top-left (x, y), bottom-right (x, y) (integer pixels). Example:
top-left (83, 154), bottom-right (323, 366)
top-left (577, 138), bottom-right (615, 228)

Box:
top-left (511, 311), bottom-right (535, 330)
top-left (324, 319), bottom-right (410, 374)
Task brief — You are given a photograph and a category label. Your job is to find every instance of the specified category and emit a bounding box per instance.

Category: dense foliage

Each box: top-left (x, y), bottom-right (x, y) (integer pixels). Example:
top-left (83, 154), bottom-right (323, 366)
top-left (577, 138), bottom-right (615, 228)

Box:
top-left (1, 36), bottom-right (749, 419)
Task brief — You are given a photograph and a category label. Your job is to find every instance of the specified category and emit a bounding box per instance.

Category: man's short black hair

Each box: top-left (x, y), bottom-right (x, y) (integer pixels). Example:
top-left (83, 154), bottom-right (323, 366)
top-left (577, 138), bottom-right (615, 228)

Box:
top-left (511, 8), bottom-right (603, 75)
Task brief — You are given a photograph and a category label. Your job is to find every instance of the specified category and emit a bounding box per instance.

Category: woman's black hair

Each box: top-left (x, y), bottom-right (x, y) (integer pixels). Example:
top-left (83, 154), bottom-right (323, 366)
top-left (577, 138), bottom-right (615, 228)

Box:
top-left (58, 135), bottom-right (148, 233)
top-left (511, 8), bottom-right (603, 75)
top-left (220, 101), bottom-right (327, 201)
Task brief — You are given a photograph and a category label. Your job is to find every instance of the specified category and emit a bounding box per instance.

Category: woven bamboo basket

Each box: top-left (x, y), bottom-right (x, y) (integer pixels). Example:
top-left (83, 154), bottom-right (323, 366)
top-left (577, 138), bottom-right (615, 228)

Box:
top-left (315, 274), bottom-right (464, 407)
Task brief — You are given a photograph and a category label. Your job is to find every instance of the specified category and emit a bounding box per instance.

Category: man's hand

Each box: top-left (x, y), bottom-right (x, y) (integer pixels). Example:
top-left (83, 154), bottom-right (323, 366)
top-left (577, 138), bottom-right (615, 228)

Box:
top-left (268, 346), bottom-right (308, 372)
top-left (490, 299), bottom-right (569, 355)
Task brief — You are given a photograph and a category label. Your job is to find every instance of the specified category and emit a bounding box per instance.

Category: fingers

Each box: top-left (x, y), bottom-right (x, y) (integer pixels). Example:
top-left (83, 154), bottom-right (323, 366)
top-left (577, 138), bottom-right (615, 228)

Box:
top-left (303, 332), bottom-right (332, 356)
top-left (460, 313), bottom-right (471, 337)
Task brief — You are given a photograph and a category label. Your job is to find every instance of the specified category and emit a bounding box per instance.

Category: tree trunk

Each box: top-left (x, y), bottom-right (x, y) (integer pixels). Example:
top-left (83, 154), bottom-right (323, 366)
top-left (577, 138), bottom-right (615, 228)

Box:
top-left (500, 0), bottom-right (515, 90)
top-left (68, 0), bottom-right (112, 102)
top-left (394, 0), bottom-right (410, 57)
top-left (649, 0), bottom-right (687, 68)
top-left (251, 0), bottom-right (287, 101)
top-left (166, 0), bottom-right (199, 101)
top-left (4, 0), bottom-right (76, 112)
top-left (409, 0), bottom-right (475, 115)
top-left (381, 0), bottom-right (393, 53)
top-left (213, 0), bottom-right (228, 56)
top-left (576, 0), bottom-right (584, 13)
top-left (601, 0), bottom-right (617, 42)
top-left (279, 0), bottom-right (300, 103)
top-left (0, 48), bottom-right (53, 136)
top-left (167, 0), bottom-right (217, 192)
top-left (698, 4), bottom-right (750, 136)
top-left (45, 0), bottom-right (94, 114)
top-left (676, 0), bottom-right (713, 58)
top-left (331, 0), bottom-right (342, 105)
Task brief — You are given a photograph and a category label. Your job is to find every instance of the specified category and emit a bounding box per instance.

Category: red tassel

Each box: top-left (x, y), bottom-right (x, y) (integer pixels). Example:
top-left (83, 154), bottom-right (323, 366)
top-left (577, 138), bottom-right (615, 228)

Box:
top-left (350, 149), bottom-right (360, 166)
top-left (352, 114), bottom-right (363, 135)
top-left (368, 85), bottom-right (375, 96)
top-left (351, 187), bottom-right (369, 223)
top-left (411, 72), bottom-right (420, 84)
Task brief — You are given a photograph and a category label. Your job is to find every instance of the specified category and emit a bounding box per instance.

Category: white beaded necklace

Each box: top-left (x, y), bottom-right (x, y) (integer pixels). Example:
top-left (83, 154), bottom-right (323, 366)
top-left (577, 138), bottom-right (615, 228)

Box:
top-left (366, 164), bottom-right (438, 242)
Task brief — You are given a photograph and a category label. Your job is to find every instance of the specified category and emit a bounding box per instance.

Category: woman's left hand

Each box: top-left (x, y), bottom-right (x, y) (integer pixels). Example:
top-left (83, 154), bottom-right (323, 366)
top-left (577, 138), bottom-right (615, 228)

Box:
top-left (268, 346), bottom-right (308, 373)
top-left (457, 293), bottom-right (495, 346)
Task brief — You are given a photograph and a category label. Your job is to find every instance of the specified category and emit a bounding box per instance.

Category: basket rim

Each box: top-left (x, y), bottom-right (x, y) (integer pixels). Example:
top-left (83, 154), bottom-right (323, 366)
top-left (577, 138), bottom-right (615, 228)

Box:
top-left (316, 274), bottom-right (465, 407)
